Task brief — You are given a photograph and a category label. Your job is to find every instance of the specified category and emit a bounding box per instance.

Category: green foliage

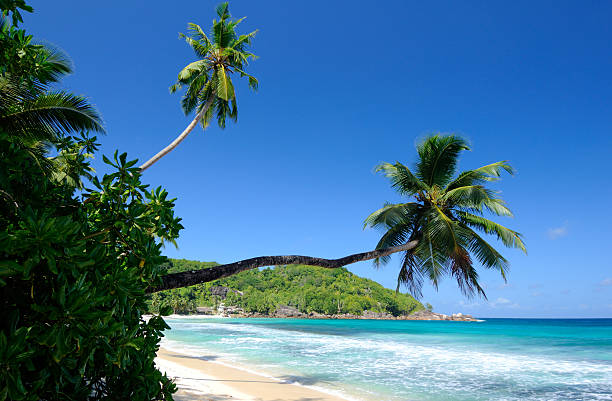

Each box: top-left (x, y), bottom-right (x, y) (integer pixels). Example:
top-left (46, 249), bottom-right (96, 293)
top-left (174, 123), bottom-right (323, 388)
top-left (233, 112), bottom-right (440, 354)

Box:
top-left (0, 0), bottom-right (32, 26)
top-left (1, 5), bottom-right (180, 399)
top-left (0, 130), bottom-right (182, 400)
top-left (152, 259), bottom-right (424, 317)
top-left (0, 18), bottom-right (70, 85)
top-left (169, 2), bottom-right (258, 128)
top-left (365, 134), bottom-right (526, 298)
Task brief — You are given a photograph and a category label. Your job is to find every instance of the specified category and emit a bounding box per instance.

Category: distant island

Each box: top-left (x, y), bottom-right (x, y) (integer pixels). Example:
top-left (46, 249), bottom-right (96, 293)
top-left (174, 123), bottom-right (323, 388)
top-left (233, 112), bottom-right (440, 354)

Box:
top-left (149, 259), bottom-right (478, 321)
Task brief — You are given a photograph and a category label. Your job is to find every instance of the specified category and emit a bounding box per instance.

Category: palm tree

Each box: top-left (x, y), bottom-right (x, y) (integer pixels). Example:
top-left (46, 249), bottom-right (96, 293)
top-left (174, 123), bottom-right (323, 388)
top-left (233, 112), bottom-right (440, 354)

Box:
top-left (0, 34), bottom-right (104, 175)
top-left (364, 134), bottom-right (526, 298)
top-left (139, 2), bottom-right (258, 171)
top-left (0, 47), bottom-right (103, 145)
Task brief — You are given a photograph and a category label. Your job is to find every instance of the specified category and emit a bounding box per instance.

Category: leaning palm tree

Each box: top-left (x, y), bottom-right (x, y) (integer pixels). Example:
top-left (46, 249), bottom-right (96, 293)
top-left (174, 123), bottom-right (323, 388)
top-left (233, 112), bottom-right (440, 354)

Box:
top-left (139, 2), bottom-right (258, 171)
top-left (364, 134), bottom-right (526, 298)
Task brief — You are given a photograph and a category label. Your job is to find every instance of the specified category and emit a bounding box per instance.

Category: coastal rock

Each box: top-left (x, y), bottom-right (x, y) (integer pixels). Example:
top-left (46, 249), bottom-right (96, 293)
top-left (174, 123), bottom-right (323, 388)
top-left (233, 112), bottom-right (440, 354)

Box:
top-left (216, 303), bottom-right (245, 316)
top-left (402, 310), bottom-right (477, 321)
top-left (361, 310), bottom-right (394, 319)
top-left (274, 305), bottom-right (305, 318)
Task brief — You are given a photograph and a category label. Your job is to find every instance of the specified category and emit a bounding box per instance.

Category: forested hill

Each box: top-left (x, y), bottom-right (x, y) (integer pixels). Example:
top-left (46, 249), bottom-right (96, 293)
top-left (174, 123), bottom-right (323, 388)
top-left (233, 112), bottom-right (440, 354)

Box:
top-left (150, 259), bottom-right (424, 317)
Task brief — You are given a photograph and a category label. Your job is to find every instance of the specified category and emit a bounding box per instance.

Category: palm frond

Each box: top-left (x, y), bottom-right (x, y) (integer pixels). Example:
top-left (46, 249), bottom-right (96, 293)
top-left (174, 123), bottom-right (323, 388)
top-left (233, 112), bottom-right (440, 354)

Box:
top-left (216, 2), bottom-right (230, 19)
top-left (375, 162), bottom-right (429, 196)
top-left (397, 251), bottom-right (425, 298)
top-left (234, 67), bottom-right (258, 90)
top-left (231, 30), bottom-right (258, 52)
top-left (449, 248), bottom-right (487, 299)
top-left (462, 226), bottom-right (509, 280)
top-left (416, 134), bottom-right (470, 187)
top-left (215, 66), bottom-right (231, 101)
top-left (0, 91), bottom-right (104, 141)
top-left (458, 212), bottom-right (526, 252)
top-left (176, 60), bottom-right (209, 84)
top-left (180, 34), bottom-right (212, 60)
top-left (443, 185), bottom-right (513, 216)
top-left (186, 23), bottom-right (211, 46)
top-left (413, 238), bottom-right (448, 291)
top-left (363, 202), bottom-right (421, 230)
top-left (32, 42), bottom-right (73, 84)
top-left (446, 161), bottom-right (514, 191)
top-left (426, 205), bottom-right (460, 255)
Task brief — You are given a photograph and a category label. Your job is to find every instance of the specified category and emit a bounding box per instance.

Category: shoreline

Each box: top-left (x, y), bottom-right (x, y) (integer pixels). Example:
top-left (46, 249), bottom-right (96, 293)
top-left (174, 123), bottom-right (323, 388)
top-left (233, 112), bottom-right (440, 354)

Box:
top-left (159, 309), bottom-right (481, 322)
top-left (156, 347), bottom-right (353, 401)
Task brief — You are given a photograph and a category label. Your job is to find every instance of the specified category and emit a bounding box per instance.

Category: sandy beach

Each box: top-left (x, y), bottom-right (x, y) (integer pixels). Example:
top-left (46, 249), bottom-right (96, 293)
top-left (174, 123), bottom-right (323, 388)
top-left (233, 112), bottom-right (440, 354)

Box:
top-left (155, 348), bottom-right (350, 401)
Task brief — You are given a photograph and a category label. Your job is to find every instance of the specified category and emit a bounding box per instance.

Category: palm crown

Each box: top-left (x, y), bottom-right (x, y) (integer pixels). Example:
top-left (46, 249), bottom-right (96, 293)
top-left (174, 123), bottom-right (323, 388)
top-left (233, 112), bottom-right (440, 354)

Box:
top-left (169, 2), bottom-right (258, 129)
top-left (364, 134), bottom-right (526, 298)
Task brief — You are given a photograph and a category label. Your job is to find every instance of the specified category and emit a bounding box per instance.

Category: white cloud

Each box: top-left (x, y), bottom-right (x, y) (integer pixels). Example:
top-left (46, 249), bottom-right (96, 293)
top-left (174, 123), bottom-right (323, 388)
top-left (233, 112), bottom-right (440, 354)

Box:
top-left (600, 278), bottom-right (612, 287)
top-left (494, 297), bottom-right (511, 305)
top-left (490, 297), bottom-right (520, 309)
top-left (547, 223), bottom-right (568, 240)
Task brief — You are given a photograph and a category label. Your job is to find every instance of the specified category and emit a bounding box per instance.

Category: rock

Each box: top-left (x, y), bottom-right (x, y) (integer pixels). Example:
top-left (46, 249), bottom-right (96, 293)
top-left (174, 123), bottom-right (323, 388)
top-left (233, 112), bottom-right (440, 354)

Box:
top-left (361, 310), bottom-right (394, 319)
top-left (209, 286), bottom-right (243, 300)
top-left (274, 305), bottom-right (305, 318)
top-left (308, 311), bottom-right (326, 319)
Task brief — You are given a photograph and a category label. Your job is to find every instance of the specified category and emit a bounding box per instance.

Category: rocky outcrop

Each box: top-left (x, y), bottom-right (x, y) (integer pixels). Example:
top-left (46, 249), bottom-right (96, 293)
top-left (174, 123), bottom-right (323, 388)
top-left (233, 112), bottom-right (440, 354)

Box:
top-left (217, 303), bottom-right (245, 316)
top-left (362, 310), bottom-right (394, 319)
top-left (402, 310), bottom-right (478, 321)
top-left (274, 305), bottom-right (306, 318)
top-left (209, 286), bottom-right (243, 299)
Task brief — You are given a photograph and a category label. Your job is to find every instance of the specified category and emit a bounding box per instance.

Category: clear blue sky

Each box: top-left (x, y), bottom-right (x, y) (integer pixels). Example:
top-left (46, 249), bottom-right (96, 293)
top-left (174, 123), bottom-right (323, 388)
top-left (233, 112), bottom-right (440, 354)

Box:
top-left (28, 0), bottom-right (612, 317)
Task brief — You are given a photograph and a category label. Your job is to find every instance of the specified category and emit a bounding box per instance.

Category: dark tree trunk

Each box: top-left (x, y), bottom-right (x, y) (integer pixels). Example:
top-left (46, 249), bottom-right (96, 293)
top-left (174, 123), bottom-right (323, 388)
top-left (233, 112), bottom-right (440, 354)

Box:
top-left (147, 241), bottom-right (418, 293)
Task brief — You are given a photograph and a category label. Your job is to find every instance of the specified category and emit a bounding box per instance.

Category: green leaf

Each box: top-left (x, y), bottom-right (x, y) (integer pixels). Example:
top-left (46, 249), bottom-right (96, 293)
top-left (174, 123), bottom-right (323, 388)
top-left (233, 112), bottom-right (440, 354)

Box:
top-left (159, 305), bottom-right (173, 316)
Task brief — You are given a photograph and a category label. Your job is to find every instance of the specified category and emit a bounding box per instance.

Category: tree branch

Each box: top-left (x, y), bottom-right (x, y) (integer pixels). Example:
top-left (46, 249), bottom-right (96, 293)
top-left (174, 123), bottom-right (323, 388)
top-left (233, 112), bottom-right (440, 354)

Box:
top-left (147, 241), bottom-right (418, 293)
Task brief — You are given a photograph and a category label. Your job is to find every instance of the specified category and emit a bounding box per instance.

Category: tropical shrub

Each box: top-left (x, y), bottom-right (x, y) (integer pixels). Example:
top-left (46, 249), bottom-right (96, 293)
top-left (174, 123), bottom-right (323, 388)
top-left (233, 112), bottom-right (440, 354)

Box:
top-left (0, 4), bottom-right (181, 400)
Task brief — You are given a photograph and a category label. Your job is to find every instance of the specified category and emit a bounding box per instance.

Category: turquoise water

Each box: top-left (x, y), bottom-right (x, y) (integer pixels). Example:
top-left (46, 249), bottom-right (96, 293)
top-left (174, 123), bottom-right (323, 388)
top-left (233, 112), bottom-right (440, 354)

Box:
top-left (162, 318), bottom-right (612, 400)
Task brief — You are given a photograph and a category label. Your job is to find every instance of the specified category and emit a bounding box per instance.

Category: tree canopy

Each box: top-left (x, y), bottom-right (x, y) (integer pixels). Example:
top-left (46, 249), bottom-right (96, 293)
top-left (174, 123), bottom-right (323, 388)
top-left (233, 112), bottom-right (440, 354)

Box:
top-left (151, 259), bottom-right (424, 317)
top-left (139, 2), bottom-right (258, 171)
top-left (365, 134), bottom-right (526, 298)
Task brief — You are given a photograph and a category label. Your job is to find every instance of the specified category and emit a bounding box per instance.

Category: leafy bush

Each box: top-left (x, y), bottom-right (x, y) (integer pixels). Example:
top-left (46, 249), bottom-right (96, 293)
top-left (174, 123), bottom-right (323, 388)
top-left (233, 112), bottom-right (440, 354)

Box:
top-left (0, 133), bottom-right (182, 400)
top-left (1, 4), bottom-right (182, 399)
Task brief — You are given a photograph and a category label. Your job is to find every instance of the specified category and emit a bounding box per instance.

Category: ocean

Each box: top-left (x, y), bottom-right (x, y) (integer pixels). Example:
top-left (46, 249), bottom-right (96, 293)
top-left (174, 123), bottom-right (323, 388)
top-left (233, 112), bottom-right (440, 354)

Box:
top-left (161, 317), bottom-right (612, 401)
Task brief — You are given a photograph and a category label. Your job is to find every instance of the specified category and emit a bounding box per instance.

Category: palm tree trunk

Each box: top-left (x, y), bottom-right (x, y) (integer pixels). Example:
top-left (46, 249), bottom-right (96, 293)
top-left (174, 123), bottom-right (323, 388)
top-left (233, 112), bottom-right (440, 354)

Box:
top-left (139, 96), bottom-right (215, 172)
top-left (147, 241), bottom-right (418, 293)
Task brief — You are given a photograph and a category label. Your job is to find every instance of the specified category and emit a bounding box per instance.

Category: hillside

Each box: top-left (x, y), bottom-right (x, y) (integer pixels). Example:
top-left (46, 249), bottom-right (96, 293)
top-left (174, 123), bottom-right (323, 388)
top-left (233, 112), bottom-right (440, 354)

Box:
top-left (149, 259), bottom-right (424, 317)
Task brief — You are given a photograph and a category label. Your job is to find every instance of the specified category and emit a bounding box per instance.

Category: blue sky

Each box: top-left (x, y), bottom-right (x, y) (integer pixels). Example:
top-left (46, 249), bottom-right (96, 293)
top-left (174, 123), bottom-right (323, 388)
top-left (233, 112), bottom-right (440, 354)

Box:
top-left (28, 0), bottom-right (612, 317)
